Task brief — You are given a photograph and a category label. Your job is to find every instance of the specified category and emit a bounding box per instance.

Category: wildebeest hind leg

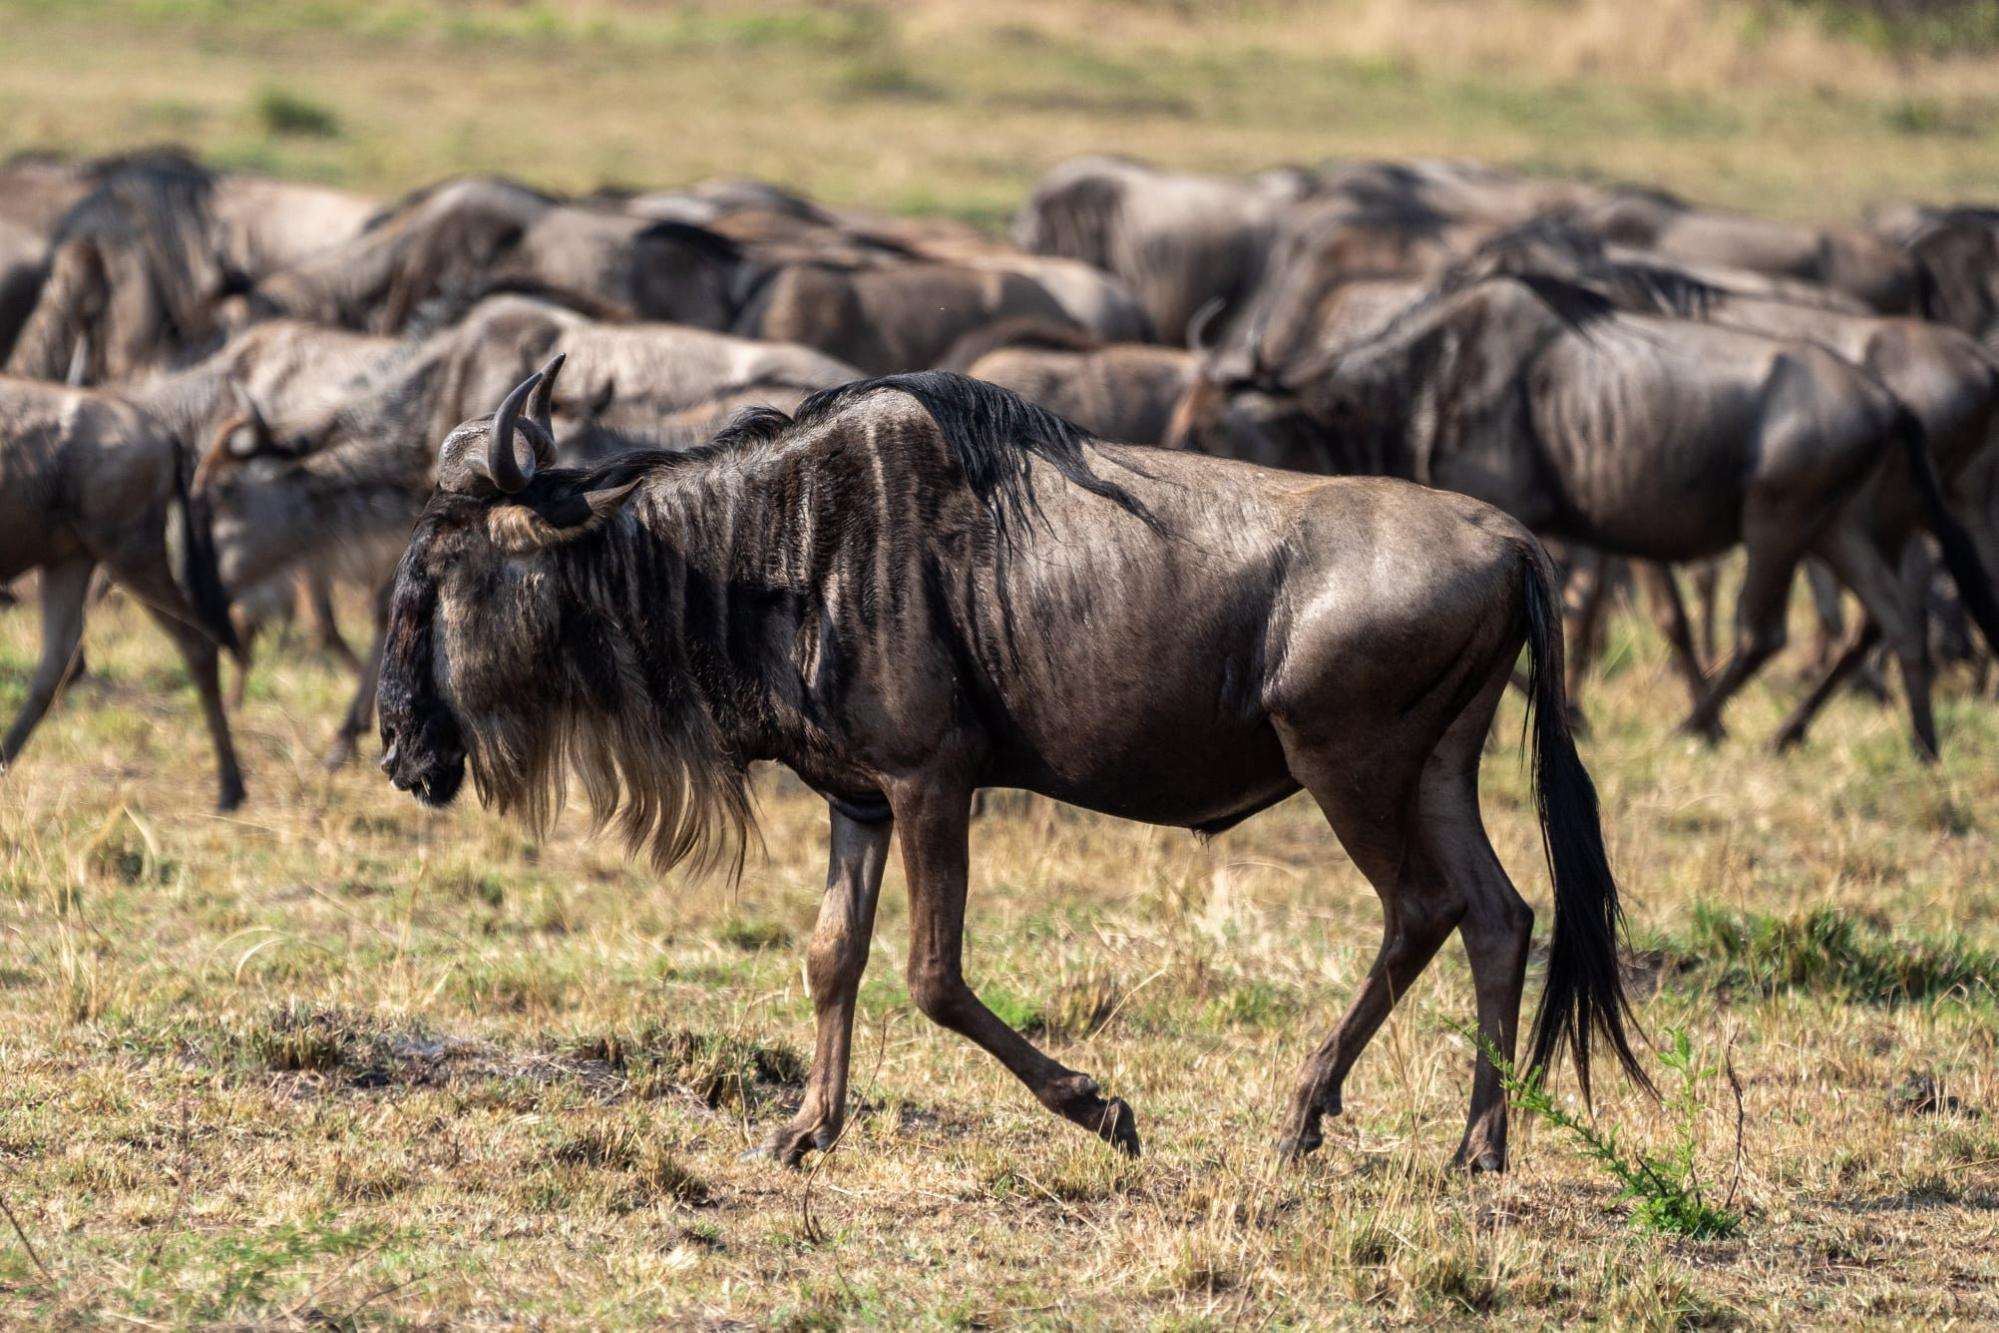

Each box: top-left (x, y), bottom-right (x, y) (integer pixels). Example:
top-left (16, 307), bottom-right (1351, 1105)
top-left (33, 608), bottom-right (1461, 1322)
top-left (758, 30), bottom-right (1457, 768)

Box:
top-left (1419, 671), bottom-right (1533, 1173)
top-left (1270, 734), bottom-right (1460, 1163)
top-left (1680, 540), bottom-right (1801, 742)
top-left (141, 601), bottom-right (247, 811)
top-left (892, 778), bottom-right (1140, 1155)
top-left (1815, 529), bottom-right (1938, 761)
top-left (1773, 620), bottom-right (1882, 752)
top-left (746, 808), bottom-right (892, 1167)
top-left (0, 560), bottom-right (94, 773)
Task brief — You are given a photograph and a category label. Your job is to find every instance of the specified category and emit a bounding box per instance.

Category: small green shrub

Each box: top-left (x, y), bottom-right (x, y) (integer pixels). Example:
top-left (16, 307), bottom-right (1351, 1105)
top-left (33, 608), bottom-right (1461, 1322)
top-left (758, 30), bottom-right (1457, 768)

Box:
top-left (1481, 1028), bottom-right (1742, 1241)
top-left (252, 86), bottom-right (340, 138)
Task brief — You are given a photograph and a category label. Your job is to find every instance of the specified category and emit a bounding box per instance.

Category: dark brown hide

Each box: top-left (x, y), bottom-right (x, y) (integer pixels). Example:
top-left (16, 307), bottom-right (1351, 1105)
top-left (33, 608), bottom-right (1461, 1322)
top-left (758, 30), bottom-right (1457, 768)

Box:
top-left (378, 369), bottom-right (1647, 1170)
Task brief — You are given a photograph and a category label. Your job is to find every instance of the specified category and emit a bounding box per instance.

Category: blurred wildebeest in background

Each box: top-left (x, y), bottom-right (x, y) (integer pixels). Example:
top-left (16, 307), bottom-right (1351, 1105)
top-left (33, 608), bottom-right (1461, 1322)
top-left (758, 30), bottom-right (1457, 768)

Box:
top-left (5, 149), bottom-right (374, 385)
top-left (944, 318), bottom-right (1197, 445)
top-left (0, 374), bottom-right (244, 807)
top-left (1013, 155), bottom-right (1319, 345)
top-left (1169, 272), bottom-right (1999, 757)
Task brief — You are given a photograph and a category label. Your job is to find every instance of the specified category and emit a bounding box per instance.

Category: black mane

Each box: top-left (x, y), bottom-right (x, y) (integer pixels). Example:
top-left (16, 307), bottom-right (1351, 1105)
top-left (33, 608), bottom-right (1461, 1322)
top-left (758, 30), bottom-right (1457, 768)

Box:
top-left (542, 372), bottom-right (1161, 545)
top-left (794, 371), bottom-right (1158, 540)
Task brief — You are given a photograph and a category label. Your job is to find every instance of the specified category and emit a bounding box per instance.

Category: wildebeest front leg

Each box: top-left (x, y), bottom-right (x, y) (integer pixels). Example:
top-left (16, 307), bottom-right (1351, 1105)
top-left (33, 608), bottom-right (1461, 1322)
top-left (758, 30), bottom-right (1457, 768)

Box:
top-left (0, 560), bottom-right (94, 771)
top-left (748, 808), bottom-right (892, 1167)
top-left (323, 581), bottom-right (391, 769)
top-left (1633, 562), bottom-right (1709, 711)
top-left (304, 572), bottom-right (363, 674)
top-left (894, 784), bottom-right (1140, 1154)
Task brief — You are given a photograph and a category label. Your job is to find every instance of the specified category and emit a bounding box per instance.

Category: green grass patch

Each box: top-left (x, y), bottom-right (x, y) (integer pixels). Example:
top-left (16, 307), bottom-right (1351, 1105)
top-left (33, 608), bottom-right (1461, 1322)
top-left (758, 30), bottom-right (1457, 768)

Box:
top-left (1666, 904), bottom-right (1999, 1003)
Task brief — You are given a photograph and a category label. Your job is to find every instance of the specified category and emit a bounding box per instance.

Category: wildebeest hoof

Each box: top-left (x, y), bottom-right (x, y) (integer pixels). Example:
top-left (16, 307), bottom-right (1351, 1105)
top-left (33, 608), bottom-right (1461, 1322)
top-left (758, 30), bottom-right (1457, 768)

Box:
top-left (322, 735), bottom-right (357, 770)
top-left (1451, 1146), bottom-right (1506, 1174)
top-left (216, 782), bottom-right (246, 813)
top-left (743, 1120), bottom-right (835, 1169)
top-left (1049, 1076), bottom-right (1141, 1155)
top-left (1678, 716), bottom-right (1726, 745)
top-left (1095, 1097), bottom-right (1141, 1156)
top-left (1275, 1131), bottom-right (1322, 1163)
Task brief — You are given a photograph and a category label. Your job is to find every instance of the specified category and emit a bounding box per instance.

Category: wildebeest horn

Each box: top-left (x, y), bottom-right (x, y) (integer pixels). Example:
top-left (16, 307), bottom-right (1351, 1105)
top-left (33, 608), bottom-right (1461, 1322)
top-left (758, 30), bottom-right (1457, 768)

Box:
top-left (64, 332), bottom-right (91, 387)
top-left (226, 381), bottom-right (270, 457)
top-left (1187, 297), bottom-right (1225, 354)
top-left (487, 370), bottom-right (543, 494)
top-left (524, 352), bottom-right (564, 464)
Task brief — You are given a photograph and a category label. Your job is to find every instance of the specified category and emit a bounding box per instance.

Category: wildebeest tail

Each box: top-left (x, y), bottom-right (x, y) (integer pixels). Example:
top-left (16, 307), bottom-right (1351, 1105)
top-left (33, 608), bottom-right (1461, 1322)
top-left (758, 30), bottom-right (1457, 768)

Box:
top-left (1520, 545), bottom-right (1651, 1101)
top-left (1894, 403), bottom-right (1999, 655)
top-left (168, 438), bottom-right (244, 662)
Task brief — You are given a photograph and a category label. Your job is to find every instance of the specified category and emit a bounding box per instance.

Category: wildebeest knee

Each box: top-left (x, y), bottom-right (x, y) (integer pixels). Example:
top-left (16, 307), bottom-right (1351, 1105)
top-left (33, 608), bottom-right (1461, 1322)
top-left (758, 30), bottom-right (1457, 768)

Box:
top-left (804, 928), bottom-right (856, 999)
top-left (908, 963), bottom-right (972, 1026)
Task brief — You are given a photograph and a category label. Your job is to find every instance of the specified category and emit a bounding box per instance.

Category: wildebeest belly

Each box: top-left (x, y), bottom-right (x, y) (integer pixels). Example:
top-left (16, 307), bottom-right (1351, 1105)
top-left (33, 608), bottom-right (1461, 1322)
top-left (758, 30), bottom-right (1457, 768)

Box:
top-left (1519, 381), bottom-right (1756, 562)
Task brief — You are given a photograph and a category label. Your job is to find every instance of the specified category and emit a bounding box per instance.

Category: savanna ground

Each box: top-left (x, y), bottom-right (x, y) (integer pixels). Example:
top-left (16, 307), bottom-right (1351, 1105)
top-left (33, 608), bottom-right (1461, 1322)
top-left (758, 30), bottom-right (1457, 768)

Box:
top-left (6, 1), bottom-right (1999, 1326)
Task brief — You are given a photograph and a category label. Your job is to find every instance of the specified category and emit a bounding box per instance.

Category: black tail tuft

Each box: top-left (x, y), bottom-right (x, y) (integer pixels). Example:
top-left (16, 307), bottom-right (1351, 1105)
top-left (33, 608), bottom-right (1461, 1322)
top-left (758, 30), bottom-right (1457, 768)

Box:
top-left (1520, 547), bottom-right (1652, 1102)
top-left (1895, 404), bottom-right (1999, 656)
top-left (169, 439), bottom-right (243, 662)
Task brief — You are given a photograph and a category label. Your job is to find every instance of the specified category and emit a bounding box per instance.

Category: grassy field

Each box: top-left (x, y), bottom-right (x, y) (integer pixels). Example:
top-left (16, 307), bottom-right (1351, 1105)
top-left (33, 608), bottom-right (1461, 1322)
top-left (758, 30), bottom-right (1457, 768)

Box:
top-left (4, 0), bottom-right (1999, 224)
top-left (6, 1), bottom-right (1999, 1326)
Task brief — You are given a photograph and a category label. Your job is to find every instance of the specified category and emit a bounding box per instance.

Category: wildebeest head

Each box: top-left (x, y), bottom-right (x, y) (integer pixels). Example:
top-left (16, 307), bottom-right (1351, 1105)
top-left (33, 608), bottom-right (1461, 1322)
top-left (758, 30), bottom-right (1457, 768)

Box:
top-left (378, 355), bottom-right (751, 876)
top-left (1164, 309), bottom-right (1329, 470)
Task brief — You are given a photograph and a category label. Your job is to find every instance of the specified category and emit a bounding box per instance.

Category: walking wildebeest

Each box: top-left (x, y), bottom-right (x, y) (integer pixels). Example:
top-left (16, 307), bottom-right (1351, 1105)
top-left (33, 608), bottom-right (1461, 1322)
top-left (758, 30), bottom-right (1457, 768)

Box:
top-left (0, 375), bottom-right (245, 807)
top-left (1450, 222), bottom-right (1999, 745)
top-left (375, 362), bottom-right (1649, 1169)
top-left (1166, 273), bottom-right (1999, 756)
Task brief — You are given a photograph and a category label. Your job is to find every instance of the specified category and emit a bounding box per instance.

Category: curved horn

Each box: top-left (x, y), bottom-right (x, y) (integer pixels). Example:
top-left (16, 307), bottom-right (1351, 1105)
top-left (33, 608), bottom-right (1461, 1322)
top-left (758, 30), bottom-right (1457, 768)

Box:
top-left (528, 353), bottom-right (564, 431)
top-left (64, 331), bottom-right (91, 387)
top-left (524, 352), bottom-right (564, 464)
top-left (486, 370), bottom-right (543, 494)
top-left (1186, 296), bottom-right (1225, 354)
top-left (226, 381), bottom-right (270, 456)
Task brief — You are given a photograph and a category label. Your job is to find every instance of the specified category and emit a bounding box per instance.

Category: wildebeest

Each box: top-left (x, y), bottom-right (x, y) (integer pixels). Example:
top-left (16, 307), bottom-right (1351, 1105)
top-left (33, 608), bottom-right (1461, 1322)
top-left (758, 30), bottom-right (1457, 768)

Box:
top-left (195, 297), bottom-right (861, 764)
top-left (1167, 273), bottom-right (1999, 756)
top-left (944, 320), bottom-right (1198, 445)
top-left (1875, 203), bottom-right (1999, 352)
top-left (734, 252), bottom-right (1152, 375)
top-left (0, 374), bottom-right (244, 807)
top-left (1452, 222), bottom-right (1999, 746)
top-left (244, 176), bottom-right (751, 335)
top-left (375, 362), bottom-right (1647, 1168)
top-left (1572, 186), bottom-right (1925, 314)
top-left (1014, 155), bottom-right (1319, 343)
top-left (6, 149), bottom-right (374, 385)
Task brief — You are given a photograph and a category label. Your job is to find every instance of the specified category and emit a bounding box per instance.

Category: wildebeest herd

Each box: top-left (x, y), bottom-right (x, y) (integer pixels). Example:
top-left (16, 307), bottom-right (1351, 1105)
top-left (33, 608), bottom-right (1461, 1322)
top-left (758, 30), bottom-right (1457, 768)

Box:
top-left (6, 146), bottom-right (1999, 1168)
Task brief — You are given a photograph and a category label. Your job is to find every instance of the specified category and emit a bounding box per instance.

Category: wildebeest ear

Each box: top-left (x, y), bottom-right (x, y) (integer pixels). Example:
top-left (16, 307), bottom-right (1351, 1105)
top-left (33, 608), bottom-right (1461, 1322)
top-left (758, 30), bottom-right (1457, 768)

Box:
top-left (484, 480), bottom-right (643, 552)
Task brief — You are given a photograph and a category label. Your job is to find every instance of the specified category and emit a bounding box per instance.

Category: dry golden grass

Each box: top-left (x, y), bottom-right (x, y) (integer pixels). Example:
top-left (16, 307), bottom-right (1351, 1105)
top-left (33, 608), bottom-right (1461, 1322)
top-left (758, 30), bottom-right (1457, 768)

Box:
top-left (1, 0), bottom-right (1998, 224)
top-left (3, 568), bottom-right (1998, 1325)
top-left (5, 2), bottom-right (1999, 1325)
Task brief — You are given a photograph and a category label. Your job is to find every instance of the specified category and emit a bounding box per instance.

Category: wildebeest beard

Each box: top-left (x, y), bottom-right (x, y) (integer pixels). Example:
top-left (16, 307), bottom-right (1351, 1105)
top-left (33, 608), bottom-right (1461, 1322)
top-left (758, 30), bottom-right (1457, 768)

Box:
top-left (377, 486), bottom-right (754, 881)
top-left (377, 518), bottom-right (468, 808)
